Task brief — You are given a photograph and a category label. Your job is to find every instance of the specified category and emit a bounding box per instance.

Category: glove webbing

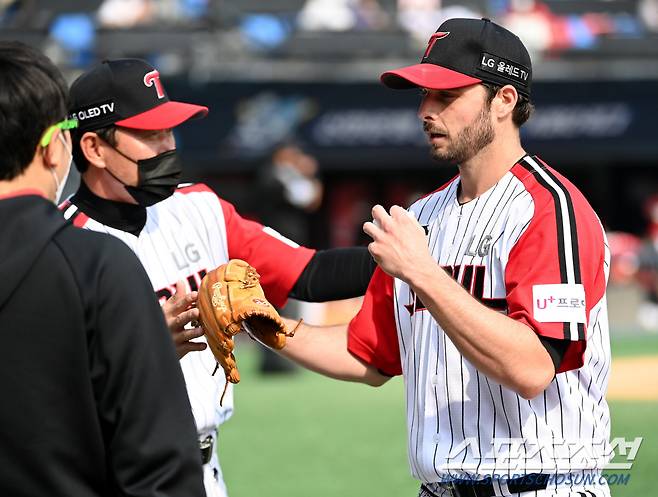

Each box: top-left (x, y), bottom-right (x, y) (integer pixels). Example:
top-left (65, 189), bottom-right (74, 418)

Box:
top-left (215, 318), bottom-right (304, 406)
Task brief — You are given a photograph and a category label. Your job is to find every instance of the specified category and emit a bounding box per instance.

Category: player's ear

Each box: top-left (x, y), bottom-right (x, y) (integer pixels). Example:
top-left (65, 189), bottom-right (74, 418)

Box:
top-left (492, 85), bottom-right (518, 122)
top-left (79, 131), bottom-right (109, 170)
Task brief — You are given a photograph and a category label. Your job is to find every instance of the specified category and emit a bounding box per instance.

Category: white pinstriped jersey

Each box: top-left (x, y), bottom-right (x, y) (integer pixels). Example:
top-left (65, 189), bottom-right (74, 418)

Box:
top-left (60, 183), bottom-right (313, 487)
top-left (348, 156), bottom-right (611, 484)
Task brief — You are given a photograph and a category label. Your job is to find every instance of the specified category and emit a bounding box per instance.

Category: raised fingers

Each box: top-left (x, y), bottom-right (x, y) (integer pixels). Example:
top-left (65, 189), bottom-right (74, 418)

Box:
top-left (364, 204), bottom-right (390, 239)
top-left (390, 205), bottom-right (408, 219)
top-left (164, 281), bottom-right (198, 320)
top-left (363, 220), bottom-right (379, 240)
top-left (371, 204), bottom-right (390, 227)
top-left (175, 327), bottom-right (207, 359)
top-left (172, 307), bottom-right (199, 331)
top-left (174, 326), bottom-right (205, 345)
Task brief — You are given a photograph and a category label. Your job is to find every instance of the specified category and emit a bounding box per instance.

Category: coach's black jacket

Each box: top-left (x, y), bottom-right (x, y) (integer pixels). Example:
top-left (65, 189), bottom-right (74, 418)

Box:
top-left (0, 192), bottom-right (205, 497)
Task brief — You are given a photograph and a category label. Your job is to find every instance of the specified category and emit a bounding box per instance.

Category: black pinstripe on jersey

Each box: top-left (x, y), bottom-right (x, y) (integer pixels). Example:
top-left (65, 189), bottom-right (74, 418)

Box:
top-left (517, 156), bottom-right (586, 340)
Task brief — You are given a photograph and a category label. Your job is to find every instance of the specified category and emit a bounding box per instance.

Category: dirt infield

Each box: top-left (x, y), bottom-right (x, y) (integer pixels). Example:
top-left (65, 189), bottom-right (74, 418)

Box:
top-left (607, 355), bottom-right (658, 401)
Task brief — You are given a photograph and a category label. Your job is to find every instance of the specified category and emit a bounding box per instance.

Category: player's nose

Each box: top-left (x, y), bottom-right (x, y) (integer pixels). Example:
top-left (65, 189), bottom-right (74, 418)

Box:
top-left (417, 96), bottom-right (439, 123)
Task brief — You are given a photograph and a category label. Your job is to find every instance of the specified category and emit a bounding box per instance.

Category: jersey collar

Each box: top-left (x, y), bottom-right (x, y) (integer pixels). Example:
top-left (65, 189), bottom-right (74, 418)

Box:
top-left (72, 181), bottom-right (147, 236)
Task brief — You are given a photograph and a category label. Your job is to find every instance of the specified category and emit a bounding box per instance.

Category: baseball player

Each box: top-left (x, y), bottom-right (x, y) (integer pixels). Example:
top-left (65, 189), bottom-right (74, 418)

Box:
top-left (281, 18), bottom-right (612, 497)
top-left (60, 58), bottom-right (375, 497)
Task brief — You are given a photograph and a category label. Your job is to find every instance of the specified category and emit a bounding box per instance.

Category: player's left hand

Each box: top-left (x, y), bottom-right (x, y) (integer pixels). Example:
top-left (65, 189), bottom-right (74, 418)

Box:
top-left (363, 204), bottom-right (434, 282)
top-left (163, 280), bottom-right (207, 359)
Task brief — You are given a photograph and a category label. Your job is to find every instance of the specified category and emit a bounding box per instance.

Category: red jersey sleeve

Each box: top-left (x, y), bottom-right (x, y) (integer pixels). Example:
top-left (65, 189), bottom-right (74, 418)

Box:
top-left (219, 198), bottom-right (315, 308)
top-left (347, 267), bottom-right (402, 376)
top-left (508, 160), bottom-right (607, 372)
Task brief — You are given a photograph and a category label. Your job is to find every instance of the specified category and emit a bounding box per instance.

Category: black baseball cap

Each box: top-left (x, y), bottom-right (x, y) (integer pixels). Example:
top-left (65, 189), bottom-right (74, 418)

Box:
top-left (69, 58), bottom-right (208, 132)
top-left (381, 18), bottom-right (532, 97)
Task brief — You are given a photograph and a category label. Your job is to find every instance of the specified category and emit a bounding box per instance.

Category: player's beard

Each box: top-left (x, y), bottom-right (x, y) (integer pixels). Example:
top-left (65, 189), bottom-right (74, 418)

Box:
top-left (425, 101), bottom-right (495, 165)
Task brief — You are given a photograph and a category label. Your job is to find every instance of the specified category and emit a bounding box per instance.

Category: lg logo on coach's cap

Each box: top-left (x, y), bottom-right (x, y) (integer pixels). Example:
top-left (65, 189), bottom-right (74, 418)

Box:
top-left (144, 70), bottom-right (165, 99)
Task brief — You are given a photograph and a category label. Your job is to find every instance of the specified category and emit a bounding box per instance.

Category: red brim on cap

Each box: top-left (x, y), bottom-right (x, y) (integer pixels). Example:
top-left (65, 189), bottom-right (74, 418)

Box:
top-left (115, 101), bottom-right (209, 130)
top-left (381, 63), bottom-right (481, 90)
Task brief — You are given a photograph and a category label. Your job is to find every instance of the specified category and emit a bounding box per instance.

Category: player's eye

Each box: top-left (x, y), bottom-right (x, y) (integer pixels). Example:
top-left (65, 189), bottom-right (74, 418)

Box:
top-left (438, 91), bottom-right (457, 100)
top-left (418, 88), bottom-right (429, 97)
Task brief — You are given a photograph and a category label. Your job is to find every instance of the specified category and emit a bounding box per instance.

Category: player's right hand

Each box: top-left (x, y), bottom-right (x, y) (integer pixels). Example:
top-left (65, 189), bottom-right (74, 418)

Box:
top-left (363, 204), bottom-right (432, 284)
top-left (163, 280), bottom-right (207, 359)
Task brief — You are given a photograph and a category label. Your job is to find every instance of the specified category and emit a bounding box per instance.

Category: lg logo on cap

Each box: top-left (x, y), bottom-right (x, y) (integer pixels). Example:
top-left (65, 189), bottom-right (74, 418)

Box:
top-left (144, 70), bottom-right (165, 99)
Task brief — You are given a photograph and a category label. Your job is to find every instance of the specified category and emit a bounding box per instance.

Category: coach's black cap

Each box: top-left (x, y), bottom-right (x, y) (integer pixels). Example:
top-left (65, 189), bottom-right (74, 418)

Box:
top-left (381, 18), bottom-right (532, 97)
top-left (69, 58), bottom-right (208, 132)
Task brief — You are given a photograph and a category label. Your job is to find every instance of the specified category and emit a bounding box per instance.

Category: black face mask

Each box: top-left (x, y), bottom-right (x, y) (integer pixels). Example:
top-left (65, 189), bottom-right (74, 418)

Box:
top-left (107, 147), bottom-right (183, 206)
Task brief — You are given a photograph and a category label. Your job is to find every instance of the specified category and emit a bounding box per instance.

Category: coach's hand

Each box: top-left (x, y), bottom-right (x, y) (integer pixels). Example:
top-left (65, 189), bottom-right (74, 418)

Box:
top-left (163, 280), bottom-right (207, 359)
top-left (363, 205), bottom-right (433, 282)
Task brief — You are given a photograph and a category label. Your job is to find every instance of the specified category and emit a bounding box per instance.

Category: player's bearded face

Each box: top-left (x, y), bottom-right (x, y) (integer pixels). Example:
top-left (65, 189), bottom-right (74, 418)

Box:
top-left (424, 98), bottom-right (495, 165)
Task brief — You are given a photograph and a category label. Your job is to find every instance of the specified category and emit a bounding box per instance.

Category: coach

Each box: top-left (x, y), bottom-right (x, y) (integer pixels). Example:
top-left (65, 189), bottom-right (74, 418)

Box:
top-left (61, 56), bottom-right (376, 497)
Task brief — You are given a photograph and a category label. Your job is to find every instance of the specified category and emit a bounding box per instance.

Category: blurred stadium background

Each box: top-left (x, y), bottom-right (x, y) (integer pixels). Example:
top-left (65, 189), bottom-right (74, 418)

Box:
top-left (2, 0), bottom-right (656, 495)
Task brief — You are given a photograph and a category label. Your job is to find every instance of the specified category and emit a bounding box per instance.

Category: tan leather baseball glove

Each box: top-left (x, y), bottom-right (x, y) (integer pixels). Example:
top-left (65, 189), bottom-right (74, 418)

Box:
top-left (197, 259), bottom-right (297, 405)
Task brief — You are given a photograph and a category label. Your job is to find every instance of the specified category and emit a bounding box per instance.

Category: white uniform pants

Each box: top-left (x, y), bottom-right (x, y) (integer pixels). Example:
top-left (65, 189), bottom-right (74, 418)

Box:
top-left (203, 446), bottom-right (228, 497)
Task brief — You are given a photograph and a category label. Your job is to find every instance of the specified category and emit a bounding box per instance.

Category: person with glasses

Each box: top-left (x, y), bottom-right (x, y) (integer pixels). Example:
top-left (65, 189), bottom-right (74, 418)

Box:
top-left (0, 42), bottom-right (205, 497)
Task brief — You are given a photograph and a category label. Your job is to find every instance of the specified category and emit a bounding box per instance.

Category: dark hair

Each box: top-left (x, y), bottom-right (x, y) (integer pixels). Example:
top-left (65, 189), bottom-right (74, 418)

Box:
top-left (482, 83), bottom-right (534, 127)
top-left (72, 125), bottom-right (117, 173)
top-left (0, 41), bottom-right (69, 181)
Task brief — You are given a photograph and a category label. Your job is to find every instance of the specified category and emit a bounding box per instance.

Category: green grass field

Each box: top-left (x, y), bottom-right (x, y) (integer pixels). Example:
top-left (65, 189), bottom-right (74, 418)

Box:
top-left (610, 333), bottom-right (658, 357)
top-left (219, 336), bottom-right (658, 497)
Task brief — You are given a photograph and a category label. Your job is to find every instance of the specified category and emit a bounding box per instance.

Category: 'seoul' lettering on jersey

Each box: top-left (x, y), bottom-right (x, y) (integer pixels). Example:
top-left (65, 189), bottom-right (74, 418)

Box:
top-left (406, 264), bottom-right (506, 315)
top-left (156, 269), bottom-right (208, 303)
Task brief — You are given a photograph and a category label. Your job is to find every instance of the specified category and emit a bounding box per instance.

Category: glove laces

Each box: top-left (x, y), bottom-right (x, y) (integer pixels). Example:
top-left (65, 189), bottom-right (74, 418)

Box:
top-left (239, 267), bottom-right (260, 288)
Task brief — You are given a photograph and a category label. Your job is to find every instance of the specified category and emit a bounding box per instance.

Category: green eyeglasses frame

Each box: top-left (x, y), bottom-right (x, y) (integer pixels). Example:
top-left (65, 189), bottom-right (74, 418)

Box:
top-left (40, 118), bottom-right (78, 147)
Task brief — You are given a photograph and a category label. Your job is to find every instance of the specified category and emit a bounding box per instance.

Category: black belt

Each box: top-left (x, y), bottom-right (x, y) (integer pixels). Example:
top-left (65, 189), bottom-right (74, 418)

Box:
top-left (200, 436), bottom-right (214, 465)
top-left (422, 473), bottom-right (549, 497)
